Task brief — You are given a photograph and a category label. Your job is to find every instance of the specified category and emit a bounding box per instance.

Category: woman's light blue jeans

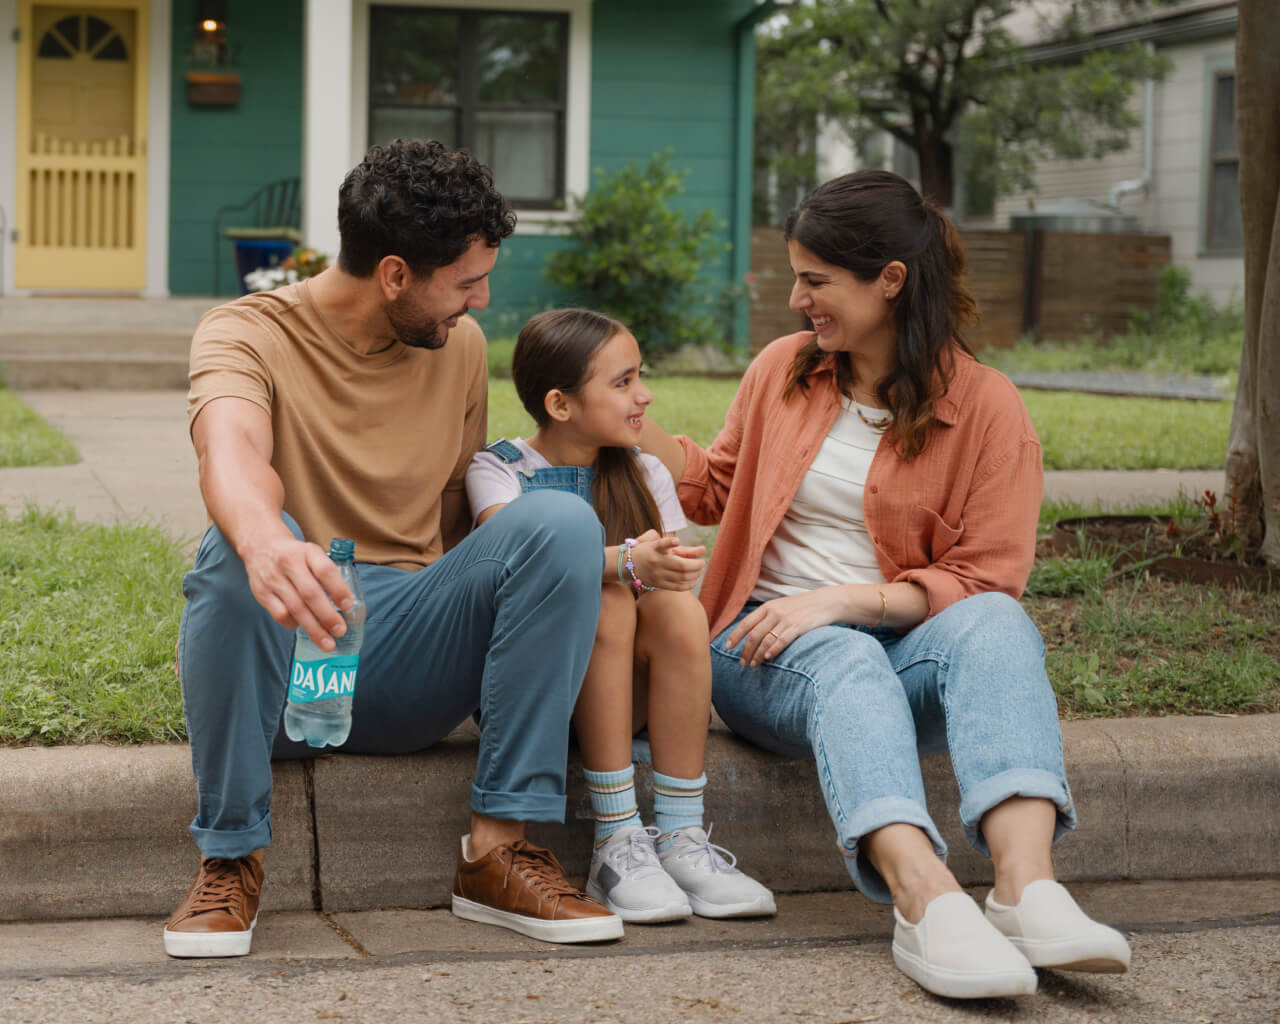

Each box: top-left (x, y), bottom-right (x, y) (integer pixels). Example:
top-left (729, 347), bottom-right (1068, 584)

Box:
top-left (710, 592), bottom-right (1076, 904)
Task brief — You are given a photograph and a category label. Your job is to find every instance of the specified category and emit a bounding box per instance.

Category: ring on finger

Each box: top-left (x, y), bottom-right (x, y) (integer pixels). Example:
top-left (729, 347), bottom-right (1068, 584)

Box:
top-left (765, 629), bottom-right (780, 641)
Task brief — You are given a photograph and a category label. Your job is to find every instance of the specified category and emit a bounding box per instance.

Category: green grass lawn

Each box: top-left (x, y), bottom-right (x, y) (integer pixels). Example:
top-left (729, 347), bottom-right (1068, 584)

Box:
top-left (0, 388), bottom-right (78, 467)
top-left (0, 507), bottom-right (187, 744)
top-left (2, 495), bottom-right (1274, 745)
top-left (491, 377), bottom-right (1231, 469)
top-left (0, 373), bottom-right (1248, 745)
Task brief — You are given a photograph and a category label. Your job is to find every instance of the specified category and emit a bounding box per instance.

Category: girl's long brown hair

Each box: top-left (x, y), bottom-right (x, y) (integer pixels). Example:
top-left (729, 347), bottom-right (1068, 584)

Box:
top-left (512, 308), bottom-right (662, 545)
top-left (782, 170), bottom-right (979, 460)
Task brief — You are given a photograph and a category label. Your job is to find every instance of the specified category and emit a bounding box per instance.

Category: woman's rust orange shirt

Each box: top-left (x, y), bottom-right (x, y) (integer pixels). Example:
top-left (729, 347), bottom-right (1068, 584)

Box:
top-left (677, 331), bottom-right (1044, 639)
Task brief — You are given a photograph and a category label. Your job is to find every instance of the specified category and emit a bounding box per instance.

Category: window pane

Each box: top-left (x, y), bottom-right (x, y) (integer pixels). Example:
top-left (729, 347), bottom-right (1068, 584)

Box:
top-left (95, 35), bottom-right (127, 61)
top-left (1213, 74), bottom-right (1236, 157)
top-left (54, 15), bottom-right (81, 50)
top-left (86, 16), bottom-right (110, 51)
top-left (476, 14), bottom-right (562, 104)
top-left (37, 32), bottom-right (72, 58)
top-left (1209, 161), bottom-right (1242, 249)
top-left (370, 8), bottom-right (458, 106)
top-left (474, 110), bottom-right (557, 201)
top-left (370, 107), bottom-right (457, 149)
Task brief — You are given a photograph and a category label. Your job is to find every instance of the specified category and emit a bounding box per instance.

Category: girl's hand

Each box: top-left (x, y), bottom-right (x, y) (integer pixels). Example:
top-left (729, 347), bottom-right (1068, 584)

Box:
top-left (726, 589), bottom-right (849, 667)
top-left (628, 534), bottom-right (706, 592)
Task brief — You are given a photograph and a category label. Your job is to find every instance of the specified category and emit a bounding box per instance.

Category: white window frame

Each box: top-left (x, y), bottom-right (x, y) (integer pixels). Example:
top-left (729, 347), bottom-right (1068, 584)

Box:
top-left (350, 0), bottom-right (590, 236)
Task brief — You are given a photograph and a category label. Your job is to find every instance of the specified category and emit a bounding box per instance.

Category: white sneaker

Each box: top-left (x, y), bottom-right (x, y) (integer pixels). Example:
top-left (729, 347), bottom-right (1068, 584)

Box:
top-left (985, 879), bottom-right (1131, 973)
top-left (586, 826), bottom-right (692, 923)
top-left (892, 892), bottom-right (1038, 999)
top-left (658, 826), bottom-right (776, 918)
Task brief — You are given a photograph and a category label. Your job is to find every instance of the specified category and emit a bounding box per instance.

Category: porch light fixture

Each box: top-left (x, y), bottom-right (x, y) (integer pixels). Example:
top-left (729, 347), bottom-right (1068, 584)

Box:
top-left (187, 0), bottom-right (238, 105)
top-left (193, 0), bottom-right (228, 63)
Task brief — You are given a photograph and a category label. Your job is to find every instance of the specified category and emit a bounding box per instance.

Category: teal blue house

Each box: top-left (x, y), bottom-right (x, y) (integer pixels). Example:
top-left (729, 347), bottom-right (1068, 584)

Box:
top-left (163, 0), bottom-right (771, 344)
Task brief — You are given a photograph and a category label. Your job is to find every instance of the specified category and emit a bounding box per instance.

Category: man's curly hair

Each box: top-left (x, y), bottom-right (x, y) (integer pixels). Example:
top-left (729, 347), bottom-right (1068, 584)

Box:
top-left (337, 139), bottom-right (516, 278)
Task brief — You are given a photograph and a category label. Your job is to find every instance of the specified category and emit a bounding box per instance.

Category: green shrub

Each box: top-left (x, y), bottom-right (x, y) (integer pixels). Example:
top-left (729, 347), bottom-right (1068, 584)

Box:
top-left (1128, 264), bottom-right (1242, 342)
top-left (545, 153), bottom-right (728, 358)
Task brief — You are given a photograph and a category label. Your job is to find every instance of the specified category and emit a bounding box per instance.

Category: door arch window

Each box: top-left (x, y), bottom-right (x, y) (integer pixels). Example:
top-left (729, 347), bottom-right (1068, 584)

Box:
top-left (37, 14), bottom-right (128, 61)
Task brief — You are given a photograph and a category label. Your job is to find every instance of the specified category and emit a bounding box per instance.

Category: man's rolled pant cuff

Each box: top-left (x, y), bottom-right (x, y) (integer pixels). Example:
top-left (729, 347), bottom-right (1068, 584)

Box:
top-left (189, 812), bottom-right (273, 860)
top-left (470, 786), bottom-right (566, 823)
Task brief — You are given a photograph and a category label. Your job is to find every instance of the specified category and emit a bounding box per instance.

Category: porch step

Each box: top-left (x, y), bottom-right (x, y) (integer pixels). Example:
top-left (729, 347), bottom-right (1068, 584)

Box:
top-left (0, 351), bottom-right (190, 390)
top-left (0, 296), bottom-right (216, 390)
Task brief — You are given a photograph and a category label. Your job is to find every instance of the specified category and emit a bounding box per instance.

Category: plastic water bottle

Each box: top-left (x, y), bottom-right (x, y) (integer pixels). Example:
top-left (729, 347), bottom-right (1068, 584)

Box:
top-left (283, 538), bottom-right (366, 748)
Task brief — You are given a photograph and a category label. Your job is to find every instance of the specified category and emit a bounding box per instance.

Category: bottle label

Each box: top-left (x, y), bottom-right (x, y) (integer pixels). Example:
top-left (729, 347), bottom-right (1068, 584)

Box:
top-left (289, 654), bottom-right (359, 703)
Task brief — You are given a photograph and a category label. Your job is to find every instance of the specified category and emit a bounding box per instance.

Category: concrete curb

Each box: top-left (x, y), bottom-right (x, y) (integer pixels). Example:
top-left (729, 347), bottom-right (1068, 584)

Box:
top-left (3, 714), bottom-right (1277, 922)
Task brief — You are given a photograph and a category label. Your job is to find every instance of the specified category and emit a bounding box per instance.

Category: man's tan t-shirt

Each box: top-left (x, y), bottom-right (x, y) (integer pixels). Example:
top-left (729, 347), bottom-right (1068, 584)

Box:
top-left (187, 280), bottom-right (488, 570)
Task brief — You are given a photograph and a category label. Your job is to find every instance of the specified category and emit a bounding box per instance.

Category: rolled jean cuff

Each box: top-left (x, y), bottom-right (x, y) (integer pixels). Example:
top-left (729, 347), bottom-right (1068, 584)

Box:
top-left (959, 768), bottom-right (1077, 857)
top-left (840, 796), bottom-right (948, 905)
top-left (189, 812), bottom-right (272, 860)
top-left (470, 785), bottom-right (566, 823)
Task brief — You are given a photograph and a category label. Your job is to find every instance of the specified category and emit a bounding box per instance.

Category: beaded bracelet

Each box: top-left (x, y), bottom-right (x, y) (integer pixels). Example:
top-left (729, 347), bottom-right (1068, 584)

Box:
top-left (622, 538), bottom-right (656, 593)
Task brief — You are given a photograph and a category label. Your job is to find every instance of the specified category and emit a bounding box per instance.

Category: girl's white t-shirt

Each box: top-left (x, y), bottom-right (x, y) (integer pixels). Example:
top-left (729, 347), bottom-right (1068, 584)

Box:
top-left (750, 395), bottom-right (889, 601)
top-left (465, 438), bottom-right (688, 533)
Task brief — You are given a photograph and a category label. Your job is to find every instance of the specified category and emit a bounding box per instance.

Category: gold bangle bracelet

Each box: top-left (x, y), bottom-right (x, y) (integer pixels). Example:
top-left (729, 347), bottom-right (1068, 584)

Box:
top-left (871, 589), bottom-right (887, 628)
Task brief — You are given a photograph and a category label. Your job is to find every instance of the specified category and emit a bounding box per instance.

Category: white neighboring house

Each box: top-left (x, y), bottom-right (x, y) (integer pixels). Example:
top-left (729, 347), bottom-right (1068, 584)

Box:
top-left (814, 0), bottom-right (1242, 307)
top-left (994, 0), bottom-right (1241, 306)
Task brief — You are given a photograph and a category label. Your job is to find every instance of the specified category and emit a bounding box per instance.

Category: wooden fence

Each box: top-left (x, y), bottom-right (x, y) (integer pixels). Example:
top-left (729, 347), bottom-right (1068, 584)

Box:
top-left (748, 225), bottom-right (1171, 354)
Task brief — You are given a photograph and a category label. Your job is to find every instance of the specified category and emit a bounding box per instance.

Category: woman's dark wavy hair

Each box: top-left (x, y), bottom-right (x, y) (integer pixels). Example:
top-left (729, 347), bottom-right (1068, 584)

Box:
top-left (783, 170), bottom-right (978, 460)
top-left (337, 139), bottom-right (516, 278)
top-left (513, 308), bottom-right (662, 546)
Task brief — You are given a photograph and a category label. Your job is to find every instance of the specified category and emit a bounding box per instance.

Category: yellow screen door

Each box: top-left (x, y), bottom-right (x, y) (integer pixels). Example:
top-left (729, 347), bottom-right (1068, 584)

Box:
top-left (14, 1), bottom-right (149, 290)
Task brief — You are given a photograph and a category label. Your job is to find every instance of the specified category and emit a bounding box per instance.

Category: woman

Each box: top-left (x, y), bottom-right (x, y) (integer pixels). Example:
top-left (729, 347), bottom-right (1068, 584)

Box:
top-left (641, 171), bottom-right (1129, 1000)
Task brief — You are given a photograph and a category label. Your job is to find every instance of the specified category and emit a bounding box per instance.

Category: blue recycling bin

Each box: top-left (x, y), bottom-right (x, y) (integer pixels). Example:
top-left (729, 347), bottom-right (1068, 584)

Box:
top-left (233, 239), bottom-right (295, 294)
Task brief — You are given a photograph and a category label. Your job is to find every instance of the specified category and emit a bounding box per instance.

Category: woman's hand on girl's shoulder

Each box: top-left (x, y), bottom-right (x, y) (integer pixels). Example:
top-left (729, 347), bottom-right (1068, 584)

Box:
top-left (628, 533), bottom-right (706, 593)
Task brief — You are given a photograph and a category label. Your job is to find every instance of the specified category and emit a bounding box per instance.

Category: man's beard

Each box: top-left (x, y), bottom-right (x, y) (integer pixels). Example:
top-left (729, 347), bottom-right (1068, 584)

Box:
top-left (387, 297), bottom-right (458, 350)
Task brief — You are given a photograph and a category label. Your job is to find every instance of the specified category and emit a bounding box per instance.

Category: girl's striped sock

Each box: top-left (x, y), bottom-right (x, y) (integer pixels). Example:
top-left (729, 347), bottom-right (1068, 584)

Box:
top-left (583, 765), bottom-right (643, 847)
top-left (653, 770), bottom-right (707, 852)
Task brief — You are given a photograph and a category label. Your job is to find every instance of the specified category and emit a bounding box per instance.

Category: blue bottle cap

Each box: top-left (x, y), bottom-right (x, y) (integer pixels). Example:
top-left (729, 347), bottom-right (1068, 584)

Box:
top-left (329, 538), bottom-right (355, 561)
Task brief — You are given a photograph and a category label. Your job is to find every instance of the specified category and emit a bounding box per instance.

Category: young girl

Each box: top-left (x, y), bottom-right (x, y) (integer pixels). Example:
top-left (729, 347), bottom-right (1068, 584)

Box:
top-left (465, 308), bottom-right (775, 923)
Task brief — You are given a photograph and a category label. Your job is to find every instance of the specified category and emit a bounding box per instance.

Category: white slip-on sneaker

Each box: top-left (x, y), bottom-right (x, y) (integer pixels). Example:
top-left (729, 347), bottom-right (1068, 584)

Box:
top-left (586, 826), bottom-right (692, 923)
top-left (658, 826), bottom-right (776, 919)
top-left (985, 879), bottom-right (1131, 973)
top-left (892, 891), bottom-right (1038, 999)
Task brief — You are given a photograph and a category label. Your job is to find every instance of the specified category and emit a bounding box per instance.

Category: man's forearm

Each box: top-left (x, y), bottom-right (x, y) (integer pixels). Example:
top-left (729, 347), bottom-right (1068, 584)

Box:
top-left (198, 435), bottom-right (292, 561)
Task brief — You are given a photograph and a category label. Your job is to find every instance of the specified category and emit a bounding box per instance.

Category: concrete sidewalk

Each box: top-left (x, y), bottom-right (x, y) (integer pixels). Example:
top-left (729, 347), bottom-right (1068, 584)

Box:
top-left (0, 388), bottom-right (1271, 928)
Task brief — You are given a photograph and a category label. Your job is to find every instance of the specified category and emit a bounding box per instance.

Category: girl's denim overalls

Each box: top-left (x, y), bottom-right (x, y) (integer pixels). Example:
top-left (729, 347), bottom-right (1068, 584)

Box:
top-left (486, 439), bottom-right (596, 503)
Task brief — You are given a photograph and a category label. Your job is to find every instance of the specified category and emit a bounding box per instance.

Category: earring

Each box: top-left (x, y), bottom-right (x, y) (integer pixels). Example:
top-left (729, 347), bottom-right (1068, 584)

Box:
top-left (884, 292), bottom-right (892, 300)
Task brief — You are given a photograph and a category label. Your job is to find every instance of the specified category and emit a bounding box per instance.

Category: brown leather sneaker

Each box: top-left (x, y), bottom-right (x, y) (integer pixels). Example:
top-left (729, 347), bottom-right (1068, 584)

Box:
top-left (163, 849), bottom-right (264, 958)
top-left (452, 835), bottom-right (623, 943)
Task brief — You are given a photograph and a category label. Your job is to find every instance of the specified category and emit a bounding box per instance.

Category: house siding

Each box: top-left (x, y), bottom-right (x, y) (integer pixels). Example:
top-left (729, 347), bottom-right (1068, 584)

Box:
top-left (166, 0), bottom-right (752, 333)
top-left (993, 36), bottom-right (1243, 307)
top-left (168, 0), bottom-right (304, 296)
top-left (485, 1), bottom-right (754, 339)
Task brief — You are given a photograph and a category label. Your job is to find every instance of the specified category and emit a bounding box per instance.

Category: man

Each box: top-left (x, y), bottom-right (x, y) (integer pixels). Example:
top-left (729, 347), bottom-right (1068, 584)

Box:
top-left (166, 140), bottom-right (621, 958)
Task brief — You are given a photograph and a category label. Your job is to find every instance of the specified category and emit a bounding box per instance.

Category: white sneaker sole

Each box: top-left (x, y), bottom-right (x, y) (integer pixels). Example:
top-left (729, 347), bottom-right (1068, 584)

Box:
top-left (893, 943), bottom-right (1038, 999)
top-left (163, 915), bottom-right (257, 958)
top-left (1004, 933), bottom-right (1131, 973)
top-left (451, 894), bottom-right (623, 944)
top-left (687, 892), bottom-right (777, 919)
top-left (586, 880), bottom-right (691, 923)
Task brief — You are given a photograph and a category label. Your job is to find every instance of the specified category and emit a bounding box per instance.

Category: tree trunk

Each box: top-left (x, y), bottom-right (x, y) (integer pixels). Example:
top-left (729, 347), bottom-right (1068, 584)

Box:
top-left (915, 134), bottom-right (955, 209)
top-left (1227, 0), bottom-right (1280, 563)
